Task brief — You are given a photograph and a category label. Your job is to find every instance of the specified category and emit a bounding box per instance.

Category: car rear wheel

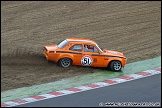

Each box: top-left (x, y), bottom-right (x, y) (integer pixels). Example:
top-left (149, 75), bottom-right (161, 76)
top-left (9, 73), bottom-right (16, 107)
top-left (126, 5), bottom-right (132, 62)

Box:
top-left (59, 58), bottom-right (72, 68)
top-left (110, 61), bottom-right (122, 72)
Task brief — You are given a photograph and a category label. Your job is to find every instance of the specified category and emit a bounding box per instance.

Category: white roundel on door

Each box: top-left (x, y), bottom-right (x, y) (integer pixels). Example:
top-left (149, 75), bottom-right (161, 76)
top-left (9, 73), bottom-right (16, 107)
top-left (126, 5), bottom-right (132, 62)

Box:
top-left (81, 55), bottom-right (93, 66)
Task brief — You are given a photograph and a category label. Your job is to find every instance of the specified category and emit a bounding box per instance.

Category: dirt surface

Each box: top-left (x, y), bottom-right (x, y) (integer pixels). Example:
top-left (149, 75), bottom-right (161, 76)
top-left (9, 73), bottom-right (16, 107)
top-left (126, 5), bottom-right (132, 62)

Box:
top-left (1, 1), bottom-right (161, 92)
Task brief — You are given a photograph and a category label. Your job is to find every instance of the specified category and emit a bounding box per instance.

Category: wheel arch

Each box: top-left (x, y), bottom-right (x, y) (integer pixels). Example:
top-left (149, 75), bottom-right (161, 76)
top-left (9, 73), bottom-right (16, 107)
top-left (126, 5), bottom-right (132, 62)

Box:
top-left (57, 54), bottom-right (74, 64)
top-left (107, 58), bottom-right (123, 69)
top-left (107, 60), bottom-right (122, 71)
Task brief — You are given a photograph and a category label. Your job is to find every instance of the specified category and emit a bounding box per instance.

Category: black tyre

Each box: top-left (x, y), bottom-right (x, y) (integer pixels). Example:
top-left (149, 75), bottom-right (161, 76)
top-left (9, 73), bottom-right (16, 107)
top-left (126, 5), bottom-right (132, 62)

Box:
top-left (110, 61), bottom-right (122, 72)
top-left (59, 58), bottom-right (72, 68)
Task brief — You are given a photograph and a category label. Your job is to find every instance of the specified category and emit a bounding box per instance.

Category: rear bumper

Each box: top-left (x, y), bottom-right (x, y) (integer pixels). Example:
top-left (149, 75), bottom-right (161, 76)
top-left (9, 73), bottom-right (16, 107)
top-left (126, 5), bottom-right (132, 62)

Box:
top-left (43, 49), bottom-right (49, 60)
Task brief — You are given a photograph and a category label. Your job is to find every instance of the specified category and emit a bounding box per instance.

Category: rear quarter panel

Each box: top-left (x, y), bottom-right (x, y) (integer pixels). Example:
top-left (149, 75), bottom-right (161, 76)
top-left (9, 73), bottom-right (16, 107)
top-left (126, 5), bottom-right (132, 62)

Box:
top-left (56, 53), bottom-right (74, 63)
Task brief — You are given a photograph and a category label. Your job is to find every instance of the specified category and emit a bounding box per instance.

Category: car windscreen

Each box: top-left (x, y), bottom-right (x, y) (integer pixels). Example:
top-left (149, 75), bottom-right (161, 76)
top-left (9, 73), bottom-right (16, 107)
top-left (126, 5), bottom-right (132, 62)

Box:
top-left (95, 42), bottom-right (104, 52)
top-left (57, 39), bottom-right (69, 48)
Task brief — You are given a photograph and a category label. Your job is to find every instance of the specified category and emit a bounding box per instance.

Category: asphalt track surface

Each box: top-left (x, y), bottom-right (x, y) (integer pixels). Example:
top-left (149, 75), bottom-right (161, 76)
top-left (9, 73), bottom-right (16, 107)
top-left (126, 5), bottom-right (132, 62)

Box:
top-left (15, 74), bottom-right (161, 107)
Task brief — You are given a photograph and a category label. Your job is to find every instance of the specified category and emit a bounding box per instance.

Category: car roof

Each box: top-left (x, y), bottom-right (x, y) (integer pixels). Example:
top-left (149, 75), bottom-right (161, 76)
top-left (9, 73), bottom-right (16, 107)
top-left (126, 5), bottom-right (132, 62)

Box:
top-left (66, 38), bottom-right (95, 44)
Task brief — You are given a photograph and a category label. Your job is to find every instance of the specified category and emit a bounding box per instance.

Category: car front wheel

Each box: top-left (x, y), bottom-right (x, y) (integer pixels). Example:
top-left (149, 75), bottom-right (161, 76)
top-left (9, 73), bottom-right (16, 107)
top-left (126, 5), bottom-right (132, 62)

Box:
top-left (110, 61), bottom-right (122, 72)
top-left (59, 58), bottom-right (72, 68)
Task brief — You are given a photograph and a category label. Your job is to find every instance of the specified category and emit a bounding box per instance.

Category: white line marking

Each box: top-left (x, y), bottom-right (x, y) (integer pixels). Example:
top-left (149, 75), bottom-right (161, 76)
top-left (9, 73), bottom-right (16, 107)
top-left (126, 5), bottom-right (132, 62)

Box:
top-left (39, 94), bottom-right (57, 98)
top-left (92, 82), bottom-right (110, 87)
top-left (143, 70), bottom-right (161, 74)
top-left (2, 101), bottom-right (19, 106)
top-left (58, 90), bottom-right (75, 94)
top-left (111, 78), bottom-right (127, 83)
top-left (77, 86), bottom-right (93, 91)
top-left (22, 98), bottom-right (37, 102)
top-left (128, 74), bottom-right (144, 79)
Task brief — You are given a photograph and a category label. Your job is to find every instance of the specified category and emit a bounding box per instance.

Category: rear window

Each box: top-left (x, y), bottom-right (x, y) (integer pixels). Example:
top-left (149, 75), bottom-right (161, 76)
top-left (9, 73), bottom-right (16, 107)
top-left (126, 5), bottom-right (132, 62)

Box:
top-left (57, 40), bottom-right (69, 48)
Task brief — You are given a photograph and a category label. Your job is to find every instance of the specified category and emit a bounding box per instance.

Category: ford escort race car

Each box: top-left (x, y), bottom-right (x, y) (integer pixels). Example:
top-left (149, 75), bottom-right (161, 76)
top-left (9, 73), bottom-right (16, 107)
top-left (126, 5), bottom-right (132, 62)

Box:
top-left (43, 38), bottom-right (127, 71)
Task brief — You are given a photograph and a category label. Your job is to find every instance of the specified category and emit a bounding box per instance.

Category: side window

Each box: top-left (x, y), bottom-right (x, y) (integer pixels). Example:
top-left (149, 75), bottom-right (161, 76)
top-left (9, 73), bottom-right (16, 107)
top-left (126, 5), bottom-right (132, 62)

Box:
top-left (84, 44), bottom-right (99, 53)
top-left (69, 44), bottom-right (82, 52)
top-left (94, 47), bottom-right (99, 53)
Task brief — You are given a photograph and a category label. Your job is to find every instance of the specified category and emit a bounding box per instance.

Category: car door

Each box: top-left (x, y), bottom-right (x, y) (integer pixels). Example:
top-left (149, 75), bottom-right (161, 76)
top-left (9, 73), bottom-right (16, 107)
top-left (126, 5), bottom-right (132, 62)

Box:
top-left (69, 44), bottom-right (83, 66)
top-left (82, 44), bottom-right (105, 67)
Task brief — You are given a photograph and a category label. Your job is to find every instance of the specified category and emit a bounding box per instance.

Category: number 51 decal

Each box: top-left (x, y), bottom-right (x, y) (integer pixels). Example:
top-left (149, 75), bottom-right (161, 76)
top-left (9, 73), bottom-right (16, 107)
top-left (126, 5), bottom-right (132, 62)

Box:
top-left (81, 55), bottom-right (93, 66)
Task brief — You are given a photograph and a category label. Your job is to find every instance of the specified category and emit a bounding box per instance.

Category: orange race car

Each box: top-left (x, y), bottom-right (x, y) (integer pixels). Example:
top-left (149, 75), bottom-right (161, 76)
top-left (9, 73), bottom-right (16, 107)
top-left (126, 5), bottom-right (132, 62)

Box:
top-left (43, 38), bottom-right (127, 71)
